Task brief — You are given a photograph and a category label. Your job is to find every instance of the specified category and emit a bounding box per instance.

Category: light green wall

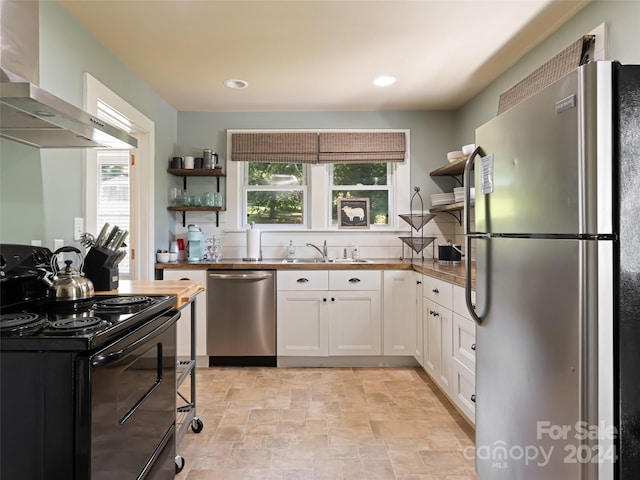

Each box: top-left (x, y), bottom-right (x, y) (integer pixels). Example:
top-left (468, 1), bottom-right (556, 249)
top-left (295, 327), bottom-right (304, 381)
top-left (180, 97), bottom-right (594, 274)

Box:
top-left (455, 0), bottom-right (640, 145)
top-left (0, 1), bottom-right (179, 248)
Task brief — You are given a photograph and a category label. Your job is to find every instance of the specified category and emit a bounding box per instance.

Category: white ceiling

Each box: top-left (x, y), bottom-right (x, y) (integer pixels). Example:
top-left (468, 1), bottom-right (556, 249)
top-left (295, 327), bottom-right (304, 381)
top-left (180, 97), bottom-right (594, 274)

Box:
top-left (59, 0), bottom-right (590, 113)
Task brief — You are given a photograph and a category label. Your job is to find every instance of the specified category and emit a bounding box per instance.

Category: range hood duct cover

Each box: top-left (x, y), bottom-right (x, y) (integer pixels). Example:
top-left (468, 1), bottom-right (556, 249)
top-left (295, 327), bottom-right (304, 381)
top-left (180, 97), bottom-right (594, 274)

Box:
top-left (0, 0), bottom-right (137, 149)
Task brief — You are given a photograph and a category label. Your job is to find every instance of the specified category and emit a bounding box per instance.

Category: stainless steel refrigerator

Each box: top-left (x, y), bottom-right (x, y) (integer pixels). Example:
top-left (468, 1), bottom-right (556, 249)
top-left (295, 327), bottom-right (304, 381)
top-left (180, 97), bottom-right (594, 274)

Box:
top-left (464, 61), bottom-right (640, 480)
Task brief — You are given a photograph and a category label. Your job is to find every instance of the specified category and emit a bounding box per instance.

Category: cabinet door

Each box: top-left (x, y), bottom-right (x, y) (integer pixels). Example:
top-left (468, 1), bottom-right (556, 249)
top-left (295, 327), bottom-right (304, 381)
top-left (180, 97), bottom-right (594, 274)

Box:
top-left (424, 299), bottom-right (453, 395)
top-left (414, 273), bottom-right (424, 365)
top-left (277, 291), bottom-right (329, 356)
top-left (423, 299), bottom-right (439, 379)
top-left (329, 291), bottom-right (381, 355)
top-left (161, 269), bottom-right (207, 358)
top-left (382, 270), bottom-right (415, 356)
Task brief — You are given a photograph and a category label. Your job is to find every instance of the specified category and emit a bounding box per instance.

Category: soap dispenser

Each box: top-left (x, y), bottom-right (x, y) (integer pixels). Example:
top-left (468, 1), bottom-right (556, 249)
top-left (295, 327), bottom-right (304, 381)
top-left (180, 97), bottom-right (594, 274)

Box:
top-left (287, 240), bottom-right (296, 259)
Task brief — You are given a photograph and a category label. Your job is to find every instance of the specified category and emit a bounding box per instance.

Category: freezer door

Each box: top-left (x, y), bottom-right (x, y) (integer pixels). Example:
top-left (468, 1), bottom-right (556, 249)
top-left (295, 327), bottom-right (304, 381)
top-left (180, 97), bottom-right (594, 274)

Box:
top-left (474, 237), bottom-right (610, 480)
top-left (474, 61), bottom-right (613, 236)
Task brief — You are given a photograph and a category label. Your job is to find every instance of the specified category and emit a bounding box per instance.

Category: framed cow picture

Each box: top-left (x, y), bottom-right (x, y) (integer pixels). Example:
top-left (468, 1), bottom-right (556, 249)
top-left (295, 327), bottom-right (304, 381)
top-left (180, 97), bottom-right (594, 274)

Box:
top-left (338, 198), bottom-right (370, 229)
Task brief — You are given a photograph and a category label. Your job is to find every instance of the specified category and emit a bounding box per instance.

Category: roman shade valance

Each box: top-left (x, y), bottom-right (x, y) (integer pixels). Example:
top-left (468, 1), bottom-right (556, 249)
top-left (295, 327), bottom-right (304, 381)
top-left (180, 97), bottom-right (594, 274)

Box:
top-left (231, 132), bottom-right (318, 163)
top-left (497, 35), bottom-right (595, 115)
top-left (230, 131), bottom-right (406, 164)
top-left (318, 132), bottom-right (406, 163)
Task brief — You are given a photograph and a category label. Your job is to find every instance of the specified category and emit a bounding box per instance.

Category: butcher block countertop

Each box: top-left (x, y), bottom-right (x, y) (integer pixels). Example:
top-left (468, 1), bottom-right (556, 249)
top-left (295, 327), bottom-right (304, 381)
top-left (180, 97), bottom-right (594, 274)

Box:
top-left (95, 280), bottom-right (204, 308)
top-left (157, 258), bottom-right (473, 289)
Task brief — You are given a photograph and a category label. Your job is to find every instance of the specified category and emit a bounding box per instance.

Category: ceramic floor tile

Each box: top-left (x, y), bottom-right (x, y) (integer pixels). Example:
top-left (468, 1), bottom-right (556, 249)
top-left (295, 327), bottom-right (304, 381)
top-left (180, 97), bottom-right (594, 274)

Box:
top-left (175, 367), bottom-right (479, 480)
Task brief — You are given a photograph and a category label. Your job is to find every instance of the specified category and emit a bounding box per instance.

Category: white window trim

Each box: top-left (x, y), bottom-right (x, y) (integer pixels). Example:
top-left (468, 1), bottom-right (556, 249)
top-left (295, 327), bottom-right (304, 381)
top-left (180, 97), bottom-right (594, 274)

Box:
top-left (83, 73), bottom-right (155, 280)
top-left (226, 129), bottom-right (410, 231)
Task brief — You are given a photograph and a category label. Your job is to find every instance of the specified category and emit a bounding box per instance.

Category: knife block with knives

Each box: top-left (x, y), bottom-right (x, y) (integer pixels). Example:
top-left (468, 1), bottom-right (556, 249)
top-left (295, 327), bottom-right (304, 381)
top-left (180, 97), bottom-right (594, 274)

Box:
top-left (83, 224), bottom-right (128, 291)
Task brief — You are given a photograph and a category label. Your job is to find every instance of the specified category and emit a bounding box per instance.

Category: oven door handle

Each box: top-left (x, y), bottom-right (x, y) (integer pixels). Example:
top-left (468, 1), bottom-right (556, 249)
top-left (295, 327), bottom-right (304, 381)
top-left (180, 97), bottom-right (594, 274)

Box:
top-left (91, 312), bottom-right (179, 367)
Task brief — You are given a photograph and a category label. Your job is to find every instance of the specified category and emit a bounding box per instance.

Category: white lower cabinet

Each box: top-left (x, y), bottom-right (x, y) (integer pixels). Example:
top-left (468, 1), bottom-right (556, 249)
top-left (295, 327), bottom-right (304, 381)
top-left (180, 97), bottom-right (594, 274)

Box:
top-left (421, 278), bottom-right (477, 425)
top-left (277, 270), bottom-right (381, 356)
top-left (329, 290), bottom-right (381, 355)
top-left (277, 290), bottom-right (329, 356)
top-left (452, 285), bottom-right (477, 424)
top-left (161, 269), bottom-right (207, 359)
top-left (382, 270), bottom-right (415, 356)
top-left (423, 297), bottom-right (453, 395)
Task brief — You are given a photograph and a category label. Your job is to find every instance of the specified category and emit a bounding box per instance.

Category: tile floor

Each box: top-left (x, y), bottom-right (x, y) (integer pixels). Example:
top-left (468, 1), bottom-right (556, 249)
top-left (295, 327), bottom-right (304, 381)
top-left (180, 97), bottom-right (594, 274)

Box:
top-left (175, 367), bottom-right (479, 480)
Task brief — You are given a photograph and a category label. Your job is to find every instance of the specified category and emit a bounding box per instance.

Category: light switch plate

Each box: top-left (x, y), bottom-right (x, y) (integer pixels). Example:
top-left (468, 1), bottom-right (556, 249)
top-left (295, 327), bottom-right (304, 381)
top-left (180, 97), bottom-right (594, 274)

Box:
top-left (74, 217), bottom-right (84, 241)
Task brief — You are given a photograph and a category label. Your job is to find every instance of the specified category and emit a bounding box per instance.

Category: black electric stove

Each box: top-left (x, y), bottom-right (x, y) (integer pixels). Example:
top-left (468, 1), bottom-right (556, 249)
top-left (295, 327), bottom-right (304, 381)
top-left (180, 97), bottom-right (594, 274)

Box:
top-left (0, 244), bottom-right (180, 480)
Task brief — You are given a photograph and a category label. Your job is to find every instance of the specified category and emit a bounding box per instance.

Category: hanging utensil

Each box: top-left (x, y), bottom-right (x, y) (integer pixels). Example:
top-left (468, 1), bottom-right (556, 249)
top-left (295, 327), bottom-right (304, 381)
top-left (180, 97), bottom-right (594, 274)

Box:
top-left (79, 232), bottom-right (95, 248)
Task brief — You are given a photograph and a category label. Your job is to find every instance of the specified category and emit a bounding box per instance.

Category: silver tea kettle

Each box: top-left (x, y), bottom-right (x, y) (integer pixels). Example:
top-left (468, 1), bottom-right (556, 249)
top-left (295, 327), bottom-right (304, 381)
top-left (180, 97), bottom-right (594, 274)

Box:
top-left (43, 246), bottom-right (94, 301)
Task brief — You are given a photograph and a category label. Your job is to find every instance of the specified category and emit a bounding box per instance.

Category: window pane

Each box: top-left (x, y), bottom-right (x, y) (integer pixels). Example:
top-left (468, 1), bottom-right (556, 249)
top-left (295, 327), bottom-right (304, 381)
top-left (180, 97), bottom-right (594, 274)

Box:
top-left (248, 163), bottom-right (303, 186)
top-left (332, 163), bottom-right (388, 186)
top-left (332, 190), bottom-right (389, 225)
top-left (97, 150), bottom-right (130, 274)
top-left (247, 190), bottom-right (304, 224)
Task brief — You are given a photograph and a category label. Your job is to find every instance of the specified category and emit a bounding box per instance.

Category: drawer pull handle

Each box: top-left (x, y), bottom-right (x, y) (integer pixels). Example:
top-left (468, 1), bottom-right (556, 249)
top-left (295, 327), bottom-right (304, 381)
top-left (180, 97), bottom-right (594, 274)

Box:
top-left (417, 280), bottom-right (422, 285)
top-left (331, 297), bottom-right (335, 302)
top-left (297, 278), bottom-right (309, 283)
top-left (180, 277), bottom-right (190, 281)
top-left (471, 394), bottom-right (476, 403)
top-left (323, 298), bottom-right (327, 302)
top-left (432, 288), bottom-right (439, 293)
top-left (348, 278), bottom-right (361, 283)
top-left (471, 343), bottom-right (476, 351)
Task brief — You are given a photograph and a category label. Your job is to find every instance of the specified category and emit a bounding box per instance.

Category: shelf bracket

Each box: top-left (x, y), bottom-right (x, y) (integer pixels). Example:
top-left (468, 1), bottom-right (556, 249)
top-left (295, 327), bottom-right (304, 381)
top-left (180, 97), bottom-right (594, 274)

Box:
top-left (444, 209), bottom-right (462, 226)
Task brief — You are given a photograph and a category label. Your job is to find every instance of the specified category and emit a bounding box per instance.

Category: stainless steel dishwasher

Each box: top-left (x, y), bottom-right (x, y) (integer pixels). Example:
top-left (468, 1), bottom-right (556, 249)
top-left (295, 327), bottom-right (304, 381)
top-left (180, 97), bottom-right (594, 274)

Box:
top-left (206, 270), bottom-right (276, 366)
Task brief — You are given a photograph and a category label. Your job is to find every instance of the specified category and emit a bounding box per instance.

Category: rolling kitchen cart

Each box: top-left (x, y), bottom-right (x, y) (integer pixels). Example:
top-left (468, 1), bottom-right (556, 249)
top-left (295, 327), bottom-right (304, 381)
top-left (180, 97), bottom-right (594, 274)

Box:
top-left (175, 295), bottom-right (204, 474)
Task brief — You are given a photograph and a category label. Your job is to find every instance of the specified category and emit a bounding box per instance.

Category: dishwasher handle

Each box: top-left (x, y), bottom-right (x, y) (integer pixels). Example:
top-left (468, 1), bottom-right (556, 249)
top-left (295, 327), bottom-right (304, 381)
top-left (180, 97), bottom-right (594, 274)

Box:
top-left (208, 272), bottom-right (272, 281)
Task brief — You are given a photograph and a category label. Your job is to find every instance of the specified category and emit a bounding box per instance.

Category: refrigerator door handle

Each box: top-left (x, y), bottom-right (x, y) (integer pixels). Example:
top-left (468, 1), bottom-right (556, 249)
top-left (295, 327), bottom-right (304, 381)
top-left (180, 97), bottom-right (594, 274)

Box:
top-left (464, 146), bottom-right (487, 325)
top-left (463, 145), bottom-right (486, 235)
top-left (465, 233), bottom-right (486, 325)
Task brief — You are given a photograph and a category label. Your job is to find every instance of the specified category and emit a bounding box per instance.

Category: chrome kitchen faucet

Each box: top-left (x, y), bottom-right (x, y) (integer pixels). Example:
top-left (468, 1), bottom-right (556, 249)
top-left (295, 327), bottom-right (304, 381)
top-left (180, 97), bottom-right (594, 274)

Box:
top-left (306, 240), bottom-right (328, 261)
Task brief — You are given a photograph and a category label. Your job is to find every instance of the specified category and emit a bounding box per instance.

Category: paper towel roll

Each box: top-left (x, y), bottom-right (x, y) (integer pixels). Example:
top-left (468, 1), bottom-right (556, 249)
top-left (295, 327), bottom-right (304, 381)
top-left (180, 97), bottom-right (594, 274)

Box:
top-left (246, 228), bottom-right (261, 260)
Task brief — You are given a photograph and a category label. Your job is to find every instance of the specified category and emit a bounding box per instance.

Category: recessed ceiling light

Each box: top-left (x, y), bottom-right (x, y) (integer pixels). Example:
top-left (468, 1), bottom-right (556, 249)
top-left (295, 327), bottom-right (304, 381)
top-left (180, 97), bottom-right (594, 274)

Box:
top-left (372, 75), bottom-right (397, 87)
top-left (224, 79), bottom-right (249, 89)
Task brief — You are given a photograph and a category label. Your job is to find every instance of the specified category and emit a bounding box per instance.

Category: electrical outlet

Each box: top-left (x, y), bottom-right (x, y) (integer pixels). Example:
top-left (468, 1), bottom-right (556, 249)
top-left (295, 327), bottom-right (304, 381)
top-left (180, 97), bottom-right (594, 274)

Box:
top-left (74, 217), bottom-right (84, 241)
top-left (31, 240), bottom-right (42, 246)
top-left (54, 239), bottom-right (64, 251)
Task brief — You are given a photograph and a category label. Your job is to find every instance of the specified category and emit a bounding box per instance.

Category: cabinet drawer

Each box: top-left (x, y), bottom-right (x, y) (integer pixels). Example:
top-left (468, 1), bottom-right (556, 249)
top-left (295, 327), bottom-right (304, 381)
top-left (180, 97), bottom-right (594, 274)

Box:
top-left (452, 359), bottom-right (476, 424)
top-left (453, 285), bottom-right (476, 319)
top-left (422, 276), bottom-right (452, 308)
top-left (278, 270), bottom-right (328, 290)
top-left (453, 313), bottom-right (476, 370)
top-left (329, 270), bottom-right (381, 291)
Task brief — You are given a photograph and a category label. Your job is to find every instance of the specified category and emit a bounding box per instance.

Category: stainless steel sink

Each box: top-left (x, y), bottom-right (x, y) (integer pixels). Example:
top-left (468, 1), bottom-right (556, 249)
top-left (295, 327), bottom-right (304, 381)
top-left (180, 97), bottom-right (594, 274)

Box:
top-left (281, 258), bottom-right (324, 264)
top-left (281, 258), bottom-right (372, 264)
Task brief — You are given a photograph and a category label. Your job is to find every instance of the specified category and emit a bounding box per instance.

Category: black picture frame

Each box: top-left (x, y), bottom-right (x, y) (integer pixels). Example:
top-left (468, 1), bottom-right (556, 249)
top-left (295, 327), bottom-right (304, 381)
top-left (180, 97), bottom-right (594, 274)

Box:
top-left (338, 198), bottom-right (370, 229)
